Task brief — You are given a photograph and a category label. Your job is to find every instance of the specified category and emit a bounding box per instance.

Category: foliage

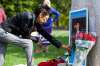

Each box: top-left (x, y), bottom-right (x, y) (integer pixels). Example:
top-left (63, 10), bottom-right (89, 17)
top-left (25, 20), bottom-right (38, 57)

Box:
top-left (0, 0), bottom-right (71, 28)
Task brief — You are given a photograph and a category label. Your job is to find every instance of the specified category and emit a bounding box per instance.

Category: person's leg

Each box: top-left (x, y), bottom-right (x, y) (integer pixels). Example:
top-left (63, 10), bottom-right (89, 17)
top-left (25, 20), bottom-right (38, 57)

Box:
top-left (39, 35), bottom-right (50, 52)
top-left (7, 34), bottom-right (33, 66)
top-left (0, 28), bottom-right (33, 66)
top-left (42, 45), bottom-right (49, 52)
top-left (0, 43), bottom-right (7, 66)
top-left (23, 40), bottom-right (33, 66)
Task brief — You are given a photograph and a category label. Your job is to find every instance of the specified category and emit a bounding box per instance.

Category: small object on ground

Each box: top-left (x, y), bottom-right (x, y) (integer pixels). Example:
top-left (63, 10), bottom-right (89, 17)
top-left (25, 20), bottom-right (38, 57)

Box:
top-left (14, 64), bottom-right (27, 66)
top-left (57, 63), bottom-right (66, 66)
top-left (34, 49), bottom-right (42, 53)
top-left (14, 64), bottom-right (37, 66)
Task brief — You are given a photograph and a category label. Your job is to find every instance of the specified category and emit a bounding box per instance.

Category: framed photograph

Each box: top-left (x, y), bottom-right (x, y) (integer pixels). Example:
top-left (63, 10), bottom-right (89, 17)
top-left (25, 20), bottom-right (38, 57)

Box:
top-left (69, 8), bottom-right (88, 45)
top-left (68, 8), bottom-right (88, 65)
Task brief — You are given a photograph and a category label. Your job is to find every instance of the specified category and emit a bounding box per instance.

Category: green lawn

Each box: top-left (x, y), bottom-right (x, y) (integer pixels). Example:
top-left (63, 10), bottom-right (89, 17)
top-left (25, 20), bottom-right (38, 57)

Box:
top-left (4, 30), bottom-right (69, 66)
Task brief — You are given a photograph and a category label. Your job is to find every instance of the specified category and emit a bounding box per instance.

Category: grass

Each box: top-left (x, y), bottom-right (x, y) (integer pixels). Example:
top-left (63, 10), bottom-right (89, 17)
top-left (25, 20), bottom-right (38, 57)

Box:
top-left (3, 30), bottom-right (69, 66)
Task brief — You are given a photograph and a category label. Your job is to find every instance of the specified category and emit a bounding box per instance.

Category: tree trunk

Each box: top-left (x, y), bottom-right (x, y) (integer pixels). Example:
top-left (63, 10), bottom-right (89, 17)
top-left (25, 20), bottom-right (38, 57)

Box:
top-left (71, 0), bottom-right (100, 66)
top-left (87, 0), bottom-right (100, 66)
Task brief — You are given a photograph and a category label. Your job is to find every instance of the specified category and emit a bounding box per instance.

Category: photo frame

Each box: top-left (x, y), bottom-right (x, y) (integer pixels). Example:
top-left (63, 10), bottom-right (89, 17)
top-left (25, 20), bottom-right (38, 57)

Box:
top-left (69, 8), bottom-right (88, 46)
top-left (68, 8), bottom-right (88, 65)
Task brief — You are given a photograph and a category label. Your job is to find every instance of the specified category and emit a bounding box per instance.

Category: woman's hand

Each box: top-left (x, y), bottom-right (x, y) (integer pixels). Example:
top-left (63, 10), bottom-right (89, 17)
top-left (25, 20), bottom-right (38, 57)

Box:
top-left (61, 44), bottom-right (71, 53)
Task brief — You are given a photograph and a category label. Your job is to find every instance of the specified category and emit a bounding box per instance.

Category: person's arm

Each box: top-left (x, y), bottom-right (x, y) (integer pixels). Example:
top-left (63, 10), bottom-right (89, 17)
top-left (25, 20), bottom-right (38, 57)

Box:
top-left (35, 22), bottom-right (62, 48)
top-left (50, 8), bottom-right (60, 22)
top-left (2, 8), bottom-right (7, 21)
top-left (43, 0), bottom-right (51, 7)
top-left (35, 22), bottom-right (71, 52)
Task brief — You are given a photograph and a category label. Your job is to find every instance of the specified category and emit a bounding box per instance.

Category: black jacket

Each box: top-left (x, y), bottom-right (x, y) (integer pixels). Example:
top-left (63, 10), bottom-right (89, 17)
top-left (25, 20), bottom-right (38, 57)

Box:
top-left (1, 12), bottom-right (62, 48)
top-left (1, 12), bottom-right (35, 39)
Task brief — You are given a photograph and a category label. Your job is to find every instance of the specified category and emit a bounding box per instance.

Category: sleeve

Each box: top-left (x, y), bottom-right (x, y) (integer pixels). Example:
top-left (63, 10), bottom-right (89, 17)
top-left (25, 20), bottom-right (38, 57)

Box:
top-left (1, 8), bottom-right (7, 21)
top-left (35, 22), bottom-right (62, 48)
top-left (50, 8), bottom-right (60, 22)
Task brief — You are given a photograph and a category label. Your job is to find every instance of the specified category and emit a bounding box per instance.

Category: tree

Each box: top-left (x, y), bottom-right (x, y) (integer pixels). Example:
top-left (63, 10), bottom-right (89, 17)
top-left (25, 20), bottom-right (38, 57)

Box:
top-left (0, 0), bottom-right (40, 17)
top-left (0, 0), bottom-right (71, 28)
top-left (87, 0), bottom-right (100, 66)
top-left (51, 0), bottom-right (71, 28)
top-left (71, 0), bottom-right (100, 66)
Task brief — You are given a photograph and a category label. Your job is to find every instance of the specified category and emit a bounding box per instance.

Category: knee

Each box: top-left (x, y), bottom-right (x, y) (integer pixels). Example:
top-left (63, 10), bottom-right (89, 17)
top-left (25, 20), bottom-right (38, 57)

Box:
top-left (26, 39), bottom-right (33, 44)
top-left (24, 39), bottom-right (33, 47)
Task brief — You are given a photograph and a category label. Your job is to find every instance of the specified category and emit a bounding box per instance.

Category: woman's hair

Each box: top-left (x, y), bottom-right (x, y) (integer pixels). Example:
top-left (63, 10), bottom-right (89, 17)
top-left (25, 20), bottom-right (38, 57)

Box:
top-left (34, 5), bottom-right (50, 18)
